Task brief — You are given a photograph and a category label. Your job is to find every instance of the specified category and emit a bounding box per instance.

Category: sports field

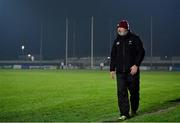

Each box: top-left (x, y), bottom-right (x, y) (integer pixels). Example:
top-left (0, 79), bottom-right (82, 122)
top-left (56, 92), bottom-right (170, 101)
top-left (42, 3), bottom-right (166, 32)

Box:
top-left (0, 69), bottom-right (180, 122)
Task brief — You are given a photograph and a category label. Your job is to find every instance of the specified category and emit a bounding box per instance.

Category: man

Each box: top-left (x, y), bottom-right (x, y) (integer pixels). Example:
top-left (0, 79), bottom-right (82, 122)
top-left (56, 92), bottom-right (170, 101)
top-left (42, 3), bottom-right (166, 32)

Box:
top-left (110, 20), bottom-right (145, 121)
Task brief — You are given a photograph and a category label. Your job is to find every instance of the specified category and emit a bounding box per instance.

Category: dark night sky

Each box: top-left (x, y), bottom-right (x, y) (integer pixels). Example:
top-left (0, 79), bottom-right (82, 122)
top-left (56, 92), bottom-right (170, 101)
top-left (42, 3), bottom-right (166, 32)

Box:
top-left (0, 0), bottom-right (180, 60)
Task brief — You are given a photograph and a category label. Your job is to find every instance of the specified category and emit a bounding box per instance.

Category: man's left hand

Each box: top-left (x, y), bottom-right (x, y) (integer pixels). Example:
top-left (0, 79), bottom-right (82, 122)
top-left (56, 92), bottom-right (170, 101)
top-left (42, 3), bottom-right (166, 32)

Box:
top-left (130, 65), bottom-right (138, 75)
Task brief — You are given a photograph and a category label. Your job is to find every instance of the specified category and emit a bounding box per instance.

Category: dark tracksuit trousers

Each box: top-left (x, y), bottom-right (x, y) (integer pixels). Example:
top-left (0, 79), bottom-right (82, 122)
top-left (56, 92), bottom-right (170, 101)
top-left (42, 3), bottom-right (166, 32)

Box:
top-left (116, 71), bottom-right (140, 116)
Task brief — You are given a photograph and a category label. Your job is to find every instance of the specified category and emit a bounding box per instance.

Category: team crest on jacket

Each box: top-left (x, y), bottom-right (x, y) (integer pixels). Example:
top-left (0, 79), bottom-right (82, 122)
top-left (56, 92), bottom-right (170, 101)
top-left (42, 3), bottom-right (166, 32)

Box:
top-left (116, 42), bottom-right (120, 45)
top-left (129, 40), bottom-right (132, 45)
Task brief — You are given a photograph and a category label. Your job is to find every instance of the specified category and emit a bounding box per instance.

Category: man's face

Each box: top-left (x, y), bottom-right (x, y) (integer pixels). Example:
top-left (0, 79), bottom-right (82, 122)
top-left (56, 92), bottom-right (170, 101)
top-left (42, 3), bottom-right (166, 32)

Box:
top-left (117, 27), bottom-right (128, 36)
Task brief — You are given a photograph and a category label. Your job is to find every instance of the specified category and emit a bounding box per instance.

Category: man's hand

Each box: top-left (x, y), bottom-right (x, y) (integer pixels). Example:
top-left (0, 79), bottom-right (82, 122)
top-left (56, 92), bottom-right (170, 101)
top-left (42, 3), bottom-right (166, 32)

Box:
top-left (110, 71), bottom-right (116, 80)
top-left (130, 65), bottom-right (138, 75)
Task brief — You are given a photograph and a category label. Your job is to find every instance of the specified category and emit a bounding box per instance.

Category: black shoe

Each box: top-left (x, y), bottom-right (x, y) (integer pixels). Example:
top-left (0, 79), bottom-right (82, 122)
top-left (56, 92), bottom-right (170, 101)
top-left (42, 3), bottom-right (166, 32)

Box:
top-left (130, 111), bottom-right (137, 117)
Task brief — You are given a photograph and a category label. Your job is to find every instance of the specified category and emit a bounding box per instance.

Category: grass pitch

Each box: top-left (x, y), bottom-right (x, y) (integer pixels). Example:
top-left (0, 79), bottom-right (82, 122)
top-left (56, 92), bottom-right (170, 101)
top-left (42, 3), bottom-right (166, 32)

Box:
top-left (0, 69), bottom-right (180, 122)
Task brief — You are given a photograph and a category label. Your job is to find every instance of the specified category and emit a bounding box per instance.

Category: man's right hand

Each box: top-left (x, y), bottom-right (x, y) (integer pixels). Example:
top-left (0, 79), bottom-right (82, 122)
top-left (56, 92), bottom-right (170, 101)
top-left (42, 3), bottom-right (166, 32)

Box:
top-left (110, 71), bottom-right (116, 80)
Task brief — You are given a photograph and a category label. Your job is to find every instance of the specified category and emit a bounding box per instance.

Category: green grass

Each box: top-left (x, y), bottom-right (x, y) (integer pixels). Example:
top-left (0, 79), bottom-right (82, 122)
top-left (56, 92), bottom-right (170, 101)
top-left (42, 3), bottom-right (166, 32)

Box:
top-left (0, 69), bottom-right (180, 122)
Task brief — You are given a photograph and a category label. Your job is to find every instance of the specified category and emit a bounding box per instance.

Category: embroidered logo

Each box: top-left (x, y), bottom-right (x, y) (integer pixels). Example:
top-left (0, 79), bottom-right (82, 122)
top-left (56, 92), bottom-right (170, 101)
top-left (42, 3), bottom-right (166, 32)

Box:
top-left (129, 40), bottom-right (132, 45)
top-left (116, 42), bottom-right (120, 45)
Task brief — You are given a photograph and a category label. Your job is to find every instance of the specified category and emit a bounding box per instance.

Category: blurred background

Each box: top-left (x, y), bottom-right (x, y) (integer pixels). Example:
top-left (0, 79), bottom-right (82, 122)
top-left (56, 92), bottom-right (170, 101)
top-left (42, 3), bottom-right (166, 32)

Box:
top-left (0, 0), bottom-right (180, 70)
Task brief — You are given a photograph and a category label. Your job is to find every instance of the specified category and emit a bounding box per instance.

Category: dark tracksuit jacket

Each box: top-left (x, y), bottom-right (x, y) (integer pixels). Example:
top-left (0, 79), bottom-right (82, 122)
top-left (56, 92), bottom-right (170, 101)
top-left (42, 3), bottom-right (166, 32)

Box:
top-left (110, 31), bottom-right (145, 73)
top-left (110, 31), bottom-right (145, 116)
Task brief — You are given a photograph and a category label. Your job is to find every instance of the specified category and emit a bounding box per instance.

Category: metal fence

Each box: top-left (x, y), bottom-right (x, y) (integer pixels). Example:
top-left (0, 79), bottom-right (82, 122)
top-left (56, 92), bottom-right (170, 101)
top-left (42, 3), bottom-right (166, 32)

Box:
top-left (1, 56), bottom-right (180, 71)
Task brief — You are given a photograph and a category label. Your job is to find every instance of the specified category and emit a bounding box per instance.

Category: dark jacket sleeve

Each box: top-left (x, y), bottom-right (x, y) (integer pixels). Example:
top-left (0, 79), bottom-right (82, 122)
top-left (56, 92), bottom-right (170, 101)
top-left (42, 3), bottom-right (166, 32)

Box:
top-left (110, 40), bottom-right (117, 71)
top-left (134, 36), bottom-right (145, 67)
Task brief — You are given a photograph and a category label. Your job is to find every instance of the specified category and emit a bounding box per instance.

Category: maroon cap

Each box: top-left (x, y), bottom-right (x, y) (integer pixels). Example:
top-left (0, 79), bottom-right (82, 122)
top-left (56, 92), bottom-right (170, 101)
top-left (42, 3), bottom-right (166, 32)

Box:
top-left (117, 20), bottom-right (129, 30)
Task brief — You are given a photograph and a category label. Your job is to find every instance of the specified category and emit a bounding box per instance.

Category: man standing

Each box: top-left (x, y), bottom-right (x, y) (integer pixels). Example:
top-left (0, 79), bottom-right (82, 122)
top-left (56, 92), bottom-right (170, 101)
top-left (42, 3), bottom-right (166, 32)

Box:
top-left (110, 20), bottom-right (145, 121)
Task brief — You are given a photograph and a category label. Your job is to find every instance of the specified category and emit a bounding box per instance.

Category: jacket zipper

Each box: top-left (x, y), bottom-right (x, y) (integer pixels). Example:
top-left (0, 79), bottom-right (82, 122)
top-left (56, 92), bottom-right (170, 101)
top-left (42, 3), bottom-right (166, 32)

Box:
top-left (123, 40), bottom-right (125, 72)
